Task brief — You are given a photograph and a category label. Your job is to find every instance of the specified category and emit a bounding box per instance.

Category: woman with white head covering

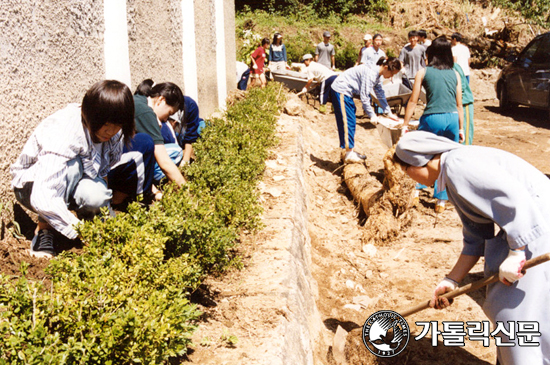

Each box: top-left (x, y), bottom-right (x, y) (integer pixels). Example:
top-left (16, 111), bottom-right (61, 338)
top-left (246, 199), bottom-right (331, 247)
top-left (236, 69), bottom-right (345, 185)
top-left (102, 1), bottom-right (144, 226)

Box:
top-left (394, 131), bottom-right (550, 365)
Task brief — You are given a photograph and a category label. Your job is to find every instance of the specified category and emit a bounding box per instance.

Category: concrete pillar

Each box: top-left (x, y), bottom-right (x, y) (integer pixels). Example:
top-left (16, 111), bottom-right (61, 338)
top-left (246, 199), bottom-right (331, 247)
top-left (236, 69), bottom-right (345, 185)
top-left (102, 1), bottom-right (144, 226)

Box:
top-left (181, 0), bottom-right (199, 101)
top-left (224, 0), bottom-right (237, 95)
top-left (103, 0), bottom-right (131, 87)
top-left (214, 0), bottom-right (227, 110)
top-left (194, 0), bottom-right (218, 116)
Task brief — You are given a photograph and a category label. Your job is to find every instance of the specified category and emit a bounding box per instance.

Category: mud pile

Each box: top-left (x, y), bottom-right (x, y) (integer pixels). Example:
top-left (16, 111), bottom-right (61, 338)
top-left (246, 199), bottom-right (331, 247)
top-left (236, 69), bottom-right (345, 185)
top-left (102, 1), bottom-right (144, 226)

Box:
top-left (344, 146), bottom-right (415, 247)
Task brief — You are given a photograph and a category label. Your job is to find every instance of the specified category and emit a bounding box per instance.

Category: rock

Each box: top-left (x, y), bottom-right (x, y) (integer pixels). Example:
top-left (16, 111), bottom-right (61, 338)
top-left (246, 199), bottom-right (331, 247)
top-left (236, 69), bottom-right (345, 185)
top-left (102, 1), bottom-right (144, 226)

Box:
top-left (332, 325), bottom-right (349, 365)
top-left (284, 97), bottom-right (303, 116)
top-left (362, 243), bottom-right (377, 257)
top-left (353, 295), bottom-right (374, 309)
top-left (343, 303), bottom-right (362, 311)
top-left (266, 188), bottom-right (282, 198)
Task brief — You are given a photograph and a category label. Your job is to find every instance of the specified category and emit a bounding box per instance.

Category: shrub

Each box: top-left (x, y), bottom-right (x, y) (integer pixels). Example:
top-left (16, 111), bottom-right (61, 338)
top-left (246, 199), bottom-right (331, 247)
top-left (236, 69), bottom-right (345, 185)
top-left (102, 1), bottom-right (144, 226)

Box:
top-left (0, 84), bottom-right (285, 363)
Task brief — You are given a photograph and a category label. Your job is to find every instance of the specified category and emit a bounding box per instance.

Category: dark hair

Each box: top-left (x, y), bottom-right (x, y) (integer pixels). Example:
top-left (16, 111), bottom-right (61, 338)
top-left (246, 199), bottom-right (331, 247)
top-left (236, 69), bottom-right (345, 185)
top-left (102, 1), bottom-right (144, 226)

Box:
top-left (418, 29), bottom-right (427, 39)
top-left (134, 79), bottom-right (154, 96)
top-left (134, 80), bottom-right (184, 110)
top-left (408, 30), bottom-right (419, 38)
top-left (261, 37), bottom-right (270, 46)
top-left (81, 80), bottom-right (135, 145)
top-left (426, 36), bottom-right (454, 70)
top-left (373, 33), bottom-right (383, 41)
top-left (376, 56), bottom-right (402, 71)
top-left (451, 32), bottom-right (462, 42)
top-left (272, 33), bottom-right (282, 45)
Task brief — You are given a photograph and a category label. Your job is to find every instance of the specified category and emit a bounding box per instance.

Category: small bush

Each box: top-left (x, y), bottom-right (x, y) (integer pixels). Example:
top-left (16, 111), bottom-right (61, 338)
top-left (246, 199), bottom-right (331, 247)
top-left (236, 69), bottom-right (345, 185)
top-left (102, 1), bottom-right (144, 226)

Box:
top-left (0, 84), bottom-right (286, 363)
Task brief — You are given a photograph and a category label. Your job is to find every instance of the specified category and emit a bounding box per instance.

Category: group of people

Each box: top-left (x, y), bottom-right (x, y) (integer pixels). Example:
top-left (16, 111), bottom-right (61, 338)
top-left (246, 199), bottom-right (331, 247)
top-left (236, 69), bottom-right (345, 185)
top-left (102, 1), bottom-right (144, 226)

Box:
top-left (11, 79), bottom-right (205, 259)
top-left (253, 29), bottom-right (549, 364)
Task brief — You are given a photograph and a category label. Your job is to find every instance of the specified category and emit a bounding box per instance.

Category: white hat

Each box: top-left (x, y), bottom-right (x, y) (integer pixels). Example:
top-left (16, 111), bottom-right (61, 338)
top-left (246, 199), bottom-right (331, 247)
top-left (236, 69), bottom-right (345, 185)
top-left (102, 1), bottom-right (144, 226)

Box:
top-left (302, 53), bottom-right (313, 61)
top-left (364, 33), bottom-right (373, 41)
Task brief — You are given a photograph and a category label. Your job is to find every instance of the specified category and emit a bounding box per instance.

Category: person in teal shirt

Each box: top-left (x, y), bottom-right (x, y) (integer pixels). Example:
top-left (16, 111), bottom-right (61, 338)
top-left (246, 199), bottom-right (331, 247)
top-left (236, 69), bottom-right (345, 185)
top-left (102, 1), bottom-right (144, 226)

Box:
top-left (401, 36), bottom-right (464, 213)
top-left (453, 63), bottom-right (474, 145)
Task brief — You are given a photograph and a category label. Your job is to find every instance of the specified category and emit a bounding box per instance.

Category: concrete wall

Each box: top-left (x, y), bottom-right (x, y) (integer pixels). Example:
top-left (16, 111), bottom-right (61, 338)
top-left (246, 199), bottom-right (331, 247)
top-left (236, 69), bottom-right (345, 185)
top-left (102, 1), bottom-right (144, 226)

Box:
top-left (127, 0), bottom-right (184, 91)
top-left (0, 0), bottom-right (236, 216)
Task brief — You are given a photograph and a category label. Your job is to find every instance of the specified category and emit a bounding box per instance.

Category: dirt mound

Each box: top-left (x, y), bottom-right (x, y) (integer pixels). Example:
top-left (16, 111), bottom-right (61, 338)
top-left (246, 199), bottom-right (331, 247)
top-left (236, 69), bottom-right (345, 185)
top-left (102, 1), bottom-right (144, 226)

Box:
top-left (0, 235), bottom-right (50, 281)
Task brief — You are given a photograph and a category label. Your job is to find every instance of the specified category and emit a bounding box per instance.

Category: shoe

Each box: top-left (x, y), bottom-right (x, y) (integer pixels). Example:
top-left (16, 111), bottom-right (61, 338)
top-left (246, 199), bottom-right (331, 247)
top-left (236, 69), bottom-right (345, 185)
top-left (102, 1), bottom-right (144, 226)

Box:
top-left (435, 200), bottom-right (446, 213)
top-left (343, 151), bottom-right (367, 164)
top-left (319, 104), bottom-right (327, 113)
top-left (30, 229), bottom-right (55, 259)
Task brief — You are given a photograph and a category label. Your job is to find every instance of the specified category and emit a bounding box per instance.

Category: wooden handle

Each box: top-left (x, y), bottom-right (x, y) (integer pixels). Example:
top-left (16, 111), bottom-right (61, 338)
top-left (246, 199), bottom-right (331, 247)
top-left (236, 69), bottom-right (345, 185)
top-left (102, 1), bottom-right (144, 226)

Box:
top-left (399, 252), bottom-right (550, 318)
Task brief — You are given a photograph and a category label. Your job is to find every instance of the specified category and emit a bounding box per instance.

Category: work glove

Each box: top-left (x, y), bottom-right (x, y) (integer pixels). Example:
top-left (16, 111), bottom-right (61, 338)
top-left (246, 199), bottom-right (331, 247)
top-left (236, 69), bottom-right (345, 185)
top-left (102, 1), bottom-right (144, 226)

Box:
top-left (459, 129), bottom-right (465, 143)
top-left (301, 87), bottom-right (307, 94)
top-left (429, 277), bottom-right (458, 309)
top-left (401, 125), bottom-right (409, 136)
top-left (499, 249), bottom-right (526, 285)
top-left (370, 115), bottom-right (379, 124)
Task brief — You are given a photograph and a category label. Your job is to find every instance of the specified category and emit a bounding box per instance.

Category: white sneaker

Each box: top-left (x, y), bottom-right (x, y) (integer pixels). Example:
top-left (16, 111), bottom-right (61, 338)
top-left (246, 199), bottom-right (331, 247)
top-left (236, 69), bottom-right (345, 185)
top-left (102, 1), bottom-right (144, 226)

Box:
top-left (343, 151), bottom-right (367, 164)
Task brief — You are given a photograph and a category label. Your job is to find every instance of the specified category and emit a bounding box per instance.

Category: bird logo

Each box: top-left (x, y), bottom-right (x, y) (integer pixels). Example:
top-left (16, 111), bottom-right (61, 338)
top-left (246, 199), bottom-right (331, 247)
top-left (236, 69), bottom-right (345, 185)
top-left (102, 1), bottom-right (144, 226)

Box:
top-left (362, 310), bottom-right (410, 358)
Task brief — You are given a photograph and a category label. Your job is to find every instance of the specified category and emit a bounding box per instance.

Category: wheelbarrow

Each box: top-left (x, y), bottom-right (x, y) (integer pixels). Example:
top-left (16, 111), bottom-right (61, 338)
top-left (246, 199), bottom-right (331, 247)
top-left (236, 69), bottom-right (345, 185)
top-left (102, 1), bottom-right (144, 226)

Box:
top-left (271, 70), bottom-right (320, 105)
top-left (370, 83), bottom-right (412, 116)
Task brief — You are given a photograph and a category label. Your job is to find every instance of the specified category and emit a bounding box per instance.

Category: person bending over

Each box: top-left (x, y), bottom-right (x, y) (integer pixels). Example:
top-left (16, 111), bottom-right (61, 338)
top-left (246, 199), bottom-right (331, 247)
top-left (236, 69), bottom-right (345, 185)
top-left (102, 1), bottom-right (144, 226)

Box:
top-left (11, 80), bottom-right (135, 258)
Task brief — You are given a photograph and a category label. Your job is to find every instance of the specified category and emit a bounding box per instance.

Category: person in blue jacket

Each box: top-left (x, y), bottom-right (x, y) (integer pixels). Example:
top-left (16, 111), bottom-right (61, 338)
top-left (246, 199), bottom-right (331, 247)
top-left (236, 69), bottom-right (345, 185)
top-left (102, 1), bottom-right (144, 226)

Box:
top-left (268, 33), bottom-right (290, 73)
top-left (161, 95), bottom-right (206, 166)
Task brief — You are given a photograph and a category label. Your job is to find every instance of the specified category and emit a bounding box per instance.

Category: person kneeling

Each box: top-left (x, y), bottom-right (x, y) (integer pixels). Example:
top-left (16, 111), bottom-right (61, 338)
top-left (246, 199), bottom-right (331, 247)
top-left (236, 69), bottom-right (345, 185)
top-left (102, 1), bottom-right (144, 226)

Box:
top-left (11, 80), bottom-right (135, 258)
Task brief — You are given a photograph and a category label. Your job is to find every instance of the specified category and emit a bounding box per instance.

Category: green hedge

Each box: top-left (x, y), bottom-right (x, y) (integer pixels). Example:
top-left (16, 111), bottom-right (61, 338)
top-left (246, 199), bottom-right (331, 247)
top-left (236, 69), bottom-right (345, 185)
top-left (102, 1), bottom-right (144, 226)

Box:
top-left (0, 84), bottom-right (285, 363)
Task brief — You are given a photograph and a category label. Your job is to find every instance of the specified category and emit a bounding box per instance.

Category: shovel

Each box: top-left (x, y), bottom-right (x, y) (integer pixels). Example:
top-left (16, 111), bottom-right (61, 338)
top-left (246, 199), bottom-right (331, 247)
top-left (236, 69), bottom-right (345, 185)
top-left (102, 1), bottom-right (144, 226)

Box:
top-left (400, 252), bottom-right (550, 318)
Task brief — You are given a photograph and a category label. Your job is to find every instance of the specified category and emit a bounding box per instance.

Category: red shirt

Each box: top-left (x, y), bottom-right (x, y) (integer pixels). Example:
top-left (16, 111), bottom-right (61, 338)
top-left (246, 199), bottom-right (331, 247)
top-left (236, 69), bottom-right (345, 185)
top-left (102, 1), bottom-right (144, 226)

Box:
top-left (251, 46), bottom-right (266, 74)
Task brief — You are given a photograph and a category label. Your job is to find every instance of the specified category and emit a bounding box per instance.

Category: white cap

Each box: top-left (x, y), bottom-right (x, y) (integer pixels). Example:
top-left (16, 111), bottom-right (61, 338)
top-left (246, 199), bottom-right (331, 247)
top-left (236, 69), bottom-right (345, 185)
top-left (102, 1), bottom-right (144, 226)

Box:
top-left (364, 33), bottom-right (373, 41)
top-left (302, 53), bottom-right (313, 61)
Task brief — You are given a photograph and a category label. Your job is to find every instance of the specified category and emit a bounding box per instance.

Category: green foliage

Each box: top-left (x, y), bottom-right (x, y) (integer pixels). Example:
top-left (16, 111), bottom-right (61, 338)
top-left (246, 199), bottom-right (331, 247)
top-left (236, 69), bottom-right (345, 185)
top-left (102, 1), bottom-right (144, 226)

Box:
top-left (0, 84), bottom-right (285, 363)
top-left (236, 29), bottom-right (263, 63)
top-left (236, 0), bottom-right (389, 20)
top-left (220, 329), bottom-right (238, 348)
top-left (235, 5), bottom-right (394, 68)
top-left (334, 39), bottom-right (359, 69)
top-left (491, 0), bottom-right (550, 26)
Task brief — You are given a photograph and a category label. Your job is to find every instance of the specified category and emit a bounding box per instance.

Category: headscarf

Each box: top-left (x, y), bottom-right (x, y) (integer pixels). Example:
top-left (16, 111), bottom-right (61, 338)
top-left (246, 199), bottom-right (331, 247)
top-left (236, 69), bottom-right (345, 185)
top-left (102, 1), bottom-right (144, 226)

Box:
top-left (395, 131), bottom-right (464, 167)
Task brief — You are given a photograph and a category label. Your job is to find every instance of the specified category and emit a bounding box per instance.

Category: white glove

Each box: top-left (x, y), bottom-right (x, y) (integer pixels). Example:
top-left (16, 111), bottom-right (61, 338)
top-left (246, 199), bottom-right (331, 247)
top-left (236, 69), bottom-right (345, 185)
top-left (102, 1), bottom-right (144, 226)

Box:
top-left (459, 129), bottom-right (465, 143)
top-left (429, 277), bottom-right (458, 309)
top-left (370, 115), bottom-right (379, 124)
top-left (499, 249), bottom-right (526, 285)
top-left (401, 125), bottom-right (409, 136)
top-left (301, 87), bottom-right (307, 94)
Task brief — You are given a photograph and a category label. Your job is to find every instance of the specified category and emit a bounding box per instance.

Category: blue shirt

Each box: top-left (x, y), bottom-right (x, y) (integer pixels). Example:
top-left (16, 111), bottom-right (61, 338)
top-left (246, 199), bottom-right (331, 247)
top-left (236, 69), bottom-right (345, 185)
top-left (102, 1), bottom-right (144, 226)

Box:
top-left (269, 44), bottom-right (287, 62)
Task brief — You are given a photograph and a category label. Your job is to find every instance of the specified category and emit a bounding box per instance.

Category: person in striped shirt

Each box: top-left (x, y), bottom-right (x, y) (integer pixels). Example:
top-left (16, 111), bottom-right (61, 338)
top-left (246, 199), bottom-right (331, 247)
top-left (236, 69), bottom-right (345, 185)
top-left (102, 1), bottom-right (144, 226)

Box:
top-left (11, 80), bottom-right (136, 258)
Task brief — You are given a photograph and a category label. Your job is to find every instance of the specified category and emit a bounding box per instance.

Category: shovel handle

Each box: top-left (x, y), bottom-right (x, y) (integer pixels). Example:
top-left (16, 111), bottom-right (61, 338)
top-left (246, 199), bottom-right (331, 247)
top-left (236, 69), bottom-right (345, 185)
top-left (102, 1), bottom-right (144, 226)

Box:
top-left (400, 252), bottom-right (550, 318)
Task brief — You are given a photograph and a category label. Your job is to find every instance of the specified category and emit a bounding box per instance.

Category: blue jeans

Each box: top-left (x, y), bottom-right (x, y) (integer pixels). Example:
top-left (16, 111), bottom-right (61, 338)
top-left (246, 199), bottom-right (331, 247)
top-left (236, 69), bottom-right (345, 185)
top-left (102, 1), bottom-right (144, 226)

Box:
top-left (416, 112), bottom-right (460, 200)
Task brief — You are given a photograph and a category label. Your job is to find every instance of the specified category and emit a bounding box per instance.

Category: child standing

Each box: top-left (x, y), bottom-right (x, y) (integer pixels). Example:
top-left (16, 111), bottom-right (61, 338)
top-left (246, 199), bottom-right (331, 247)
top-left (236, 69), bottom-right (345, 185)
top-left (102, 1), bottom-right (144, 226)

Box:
top-left (250, 38), bottom-right (270, 88)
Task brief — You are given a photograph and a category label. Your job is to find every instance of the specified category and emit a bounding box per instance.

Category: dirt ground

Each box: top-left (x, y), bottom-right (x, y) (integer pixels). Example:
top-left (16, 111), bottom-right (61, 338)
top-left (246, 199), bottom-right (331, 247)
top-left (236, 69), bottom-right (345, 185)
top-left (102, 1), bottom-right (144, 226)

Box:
top-left (2, 69), bottom-right (550, 364)
top-left (185, 68), bottom-right (550, 365)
